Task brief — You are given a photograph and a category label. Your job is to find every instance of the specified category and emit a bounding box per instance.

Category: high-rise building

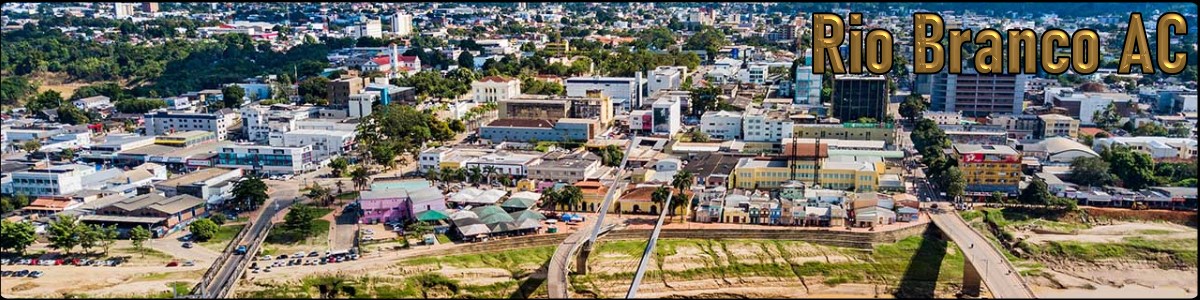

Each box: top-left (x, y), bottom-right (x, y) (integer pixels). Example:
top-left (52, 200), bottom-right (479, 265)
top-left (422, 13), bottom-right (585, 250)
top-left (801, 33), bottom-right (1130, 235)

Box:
top-left (364, 19), bottom-right (383, 39)
top-left (831, 75), bottom-right (888, 122)
top-left (391, 11), bottom-right (413, 36)
top-left (114, 3), bottom-right (137, 19)
top-left (141, 2), bottom-right (159, 13)
top-left (793, 66), bottom-right (821, 105)
top-left (929, 68), bottom-right (1029, 118)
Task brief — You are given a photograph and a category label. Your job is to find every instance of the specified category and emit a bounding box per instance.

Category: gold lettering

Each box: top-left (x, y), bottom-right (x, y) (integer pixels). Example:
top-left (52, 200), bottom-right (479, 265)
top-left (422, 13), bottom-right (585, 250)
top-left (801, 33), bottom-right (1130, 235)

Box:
top-left (912, 13), bottom-right (944, 74)
top-left (1119, 13), bottom-right (1154, 74)
top-left (1072, 29), bottom-right (1100, 74)
top-left (1007, 29), bottom-right (1037, 74)
top-left (948, 29), bottom-right (972, 74)
top-left (867, 29), bottom-right (894, 74)
top-left (1156, 12), bottom-right (1188, 74)
top-left (813, 13), bottom-right (846, 74)
top-left (1041, 29), bottom-right (1070, 75)
top-left (974, 29), bottom-right (1002, 74)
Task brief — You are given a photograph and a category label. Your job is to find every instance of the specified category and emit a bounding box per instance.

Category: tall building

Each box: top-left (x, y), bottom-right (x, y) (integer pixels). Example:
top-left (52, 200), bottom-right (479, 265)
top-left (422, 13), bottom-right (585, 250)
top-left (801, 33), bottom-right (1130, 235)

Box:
top-left (391, 11), bottom-right (413, 36)
top-left (114, 3), bottom-right (137, 19)
top-left (831, 75), bottom-right (888, 122)
top-left (566, 76), bottom-right (644, 112)
top-left (794, 66), bottom-right (821, 105)
top-left (647, 66), bottom-right (686, 94)
top-left (364, 19), bottom-right (383, 39)
top-left (141, 2), bottom-right (159, 13)
top-left (651, 94), bottom-right (682, 137)
top-left (930, 69), bottom-right (1029, 118)
top-left (143, 111), bottom-right (230, 139)
top-left (952, 144), bottom-right (1022, 197)
top-left (327, 76), bottom-right (365, 107)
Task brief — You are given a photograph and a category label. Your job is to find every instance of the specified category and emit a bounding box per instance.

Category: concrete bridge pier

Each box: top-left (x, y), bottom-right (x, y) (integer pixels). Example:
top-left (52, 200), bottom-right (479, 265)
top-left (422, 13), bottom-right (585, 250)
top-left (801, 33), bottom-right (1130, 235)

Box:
top-left (576, 240), bottom-right (593, 275)
top-left (962, 254), bottom-right (983, 297)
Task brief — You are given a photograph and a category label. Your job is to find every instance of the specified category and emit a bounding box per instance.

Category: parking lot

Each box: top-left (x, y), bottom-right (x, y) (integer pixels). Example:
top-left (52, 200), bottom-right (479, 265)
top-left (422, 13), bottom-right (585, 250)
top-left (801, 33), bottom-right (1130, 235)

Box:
top-left (246, 248), bottom-right (361, 275)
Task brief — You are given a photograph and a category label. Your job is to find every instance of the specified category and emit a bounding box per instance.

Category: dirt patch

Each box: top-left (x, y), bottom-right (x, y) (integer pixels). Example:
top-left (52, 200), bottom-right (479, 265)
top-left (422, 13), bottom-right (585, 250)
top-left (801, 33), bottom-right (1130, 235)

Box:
top-left (1021, 222), bottom-right (1197, 244)
top-left (1083, 207), bottom-right (1198, 227)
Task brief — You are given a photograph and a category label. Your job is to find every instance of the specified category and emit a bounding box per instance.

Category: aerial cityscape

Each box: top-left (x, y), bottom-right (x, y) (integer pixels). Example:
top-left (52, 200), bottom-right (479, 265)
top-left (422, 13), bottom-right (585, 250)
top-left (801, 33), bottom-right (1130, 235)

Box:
top-left (0, 2), bottom-right (1197, 299)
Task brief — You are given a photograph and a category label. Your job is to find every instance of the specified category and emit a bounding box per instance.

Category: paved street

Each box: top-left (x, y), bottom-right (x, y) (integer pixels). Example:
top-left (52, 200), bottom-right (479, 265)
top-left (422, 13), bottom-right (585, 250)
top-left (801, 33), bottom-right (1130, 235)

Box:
top-left (198, 180), bottom-right (301, 297)
top-left (929, 205), bottom-right (1037, 298)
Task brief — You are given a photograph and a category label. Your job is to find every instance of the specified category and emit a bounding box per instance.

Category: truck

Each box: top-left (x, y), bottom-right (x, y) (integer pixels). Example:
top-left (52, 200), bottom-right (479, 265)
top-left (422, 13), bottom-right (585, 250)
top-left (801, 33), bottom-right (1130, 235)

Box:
top-left (235, 245), bottom-right (248, 255)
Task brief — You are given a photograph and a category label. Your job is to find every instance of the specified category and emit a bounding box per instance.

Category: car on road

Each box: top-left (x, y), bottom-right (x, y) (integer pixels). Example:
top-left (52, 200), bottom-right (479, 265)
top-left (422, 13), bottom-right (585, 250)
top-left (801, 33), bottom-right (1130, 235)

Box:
top-left (292, 252), bottom-right (305, 259)
top-left (182, 242), bottom-right (193, 248)
top-left (30, 271), bottom-right (43, 278)
top-left (277, 254), bottom-right (289, 260)
top-left (234, 245), bottom-right (248, 255)
top-left (308, 251), bottom-right (320, 257)
top-left (260, 255), bottom-right (273, 261)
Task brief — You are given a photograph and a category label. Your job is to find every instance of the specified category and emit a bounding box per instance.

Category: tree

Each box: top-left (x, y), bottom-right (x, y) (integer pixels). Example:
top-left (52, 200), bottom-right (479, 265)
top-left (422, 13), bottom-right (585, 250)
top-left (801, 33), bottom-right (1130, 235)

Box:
top-left (209, 213), bottom-right (228, 226)
top-left (989, 191), bottom-right (1007, 204)
top-left (26, 90), bottom-right (63, 112)
top-left (1103, 146), bottom-right (1160, 190)
top-left (448, 119), bottom-right (466, 133)
top-left (231, 176), bottom-right (269, 211)
top-left (46, 215), bottom-right (81, 255)
top-left (899, 94), bottom-right (927, 124)
top-left (1092, 103), bottom-right (1121, 131)
top-left (671, 171), bottom-right (695, 220)
top-left (78, 224), bottom-right (100, 254)
top-left (130, 226), bottom-right (151, 257)
top-left (351, 166), bottom-right (370, 191)
top-left (97, 225), bottom-right (118, 254)
top-left (115, 98), bottom-right (167, 113)
top-left (688, 84), bottom-right (722, 116)
top-left (457, 51), bottom-right (475, 69)
top-left (222, 85), bottom-right (245, 109)
top-left (59, 148), bottom-right (76, 161)
top-left (189, 218), bottom-right (219, 242)
top-left (21, 140), bottom-right (41, 153)
top-left (1133, 122), bottom-right (1169, 137)
top-left (651, 186), bottom-right (671, 214)
top-left (0, 220), bottom-right (37, 255)
top-left (329, 157), bottom-right (349, 177)
top-left (560, 185), bottom-right (584, 211)
top-left (1069, 156), bottom-right (1114, 187)
top-left (1168, 122), bottom-right (1193, 137)
top-left (540, 188), bottom-right (561, 211)
top-left (1018, 179), bottom-right (1052, 206)
top-left (56, 106), bottom-right (91, 125)
top-left (687, 130), bottom-right (710, 142)
top-left (936, 166), bottom-right (966, 201)
top-left (298, 76), bottom-right (331, 105)
top-left (306, 182), bottom-right (332, 206)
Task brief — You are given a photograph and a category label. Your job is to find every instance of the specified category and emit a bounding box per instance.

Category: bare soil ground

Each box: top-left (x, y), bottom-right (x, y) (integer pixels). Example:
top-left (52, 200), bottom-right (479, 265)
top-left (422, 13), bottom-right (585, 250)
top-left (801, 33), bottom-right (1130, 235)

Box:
top-left (1020, 221), bottom-right (1197, 244)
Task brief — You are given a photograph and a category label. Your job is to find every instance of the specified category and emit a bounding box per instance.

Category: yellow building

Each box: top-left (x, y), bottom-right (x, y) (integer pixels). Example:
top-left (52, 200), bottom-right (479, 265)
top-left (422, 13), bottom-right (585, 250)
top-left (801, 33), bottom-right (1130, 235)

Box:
top-left (1037, 114), bottom-right (1080, 139)
top-left (728, 158), bottom-right (884, 192)
top-left (952, 144), bottom-right (1022, 197)
top-left (793, 123), bottom-right (897, 146)
top-left (154, 130), bottom-right (215, 147)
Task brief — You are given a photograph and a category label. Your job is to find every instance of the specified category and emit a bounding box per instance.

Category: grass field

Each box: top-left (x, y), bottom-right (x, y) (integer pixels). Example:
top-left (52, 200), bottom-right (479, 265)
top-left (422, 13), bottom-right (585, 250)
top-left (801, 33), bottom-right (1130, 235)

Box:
top-left (200, 224), bottom-right (245, 252)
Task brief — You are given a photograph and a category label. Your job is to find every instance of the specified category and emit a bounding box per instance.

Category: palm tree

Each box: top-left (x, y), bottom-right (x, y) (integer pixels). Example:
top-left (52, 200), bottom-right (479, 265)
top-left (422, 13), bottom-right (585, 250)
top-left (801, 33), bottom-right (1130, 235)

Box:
top-left (561, 186), bottom-right (583, 211)
top-left (467, 166), bottom-right (483, 184)
top-left (482, 166), bottom-right (497, 186)
top-left (540, 188), bottom-right (561, 211)
top-left (651, 186), bottom-right (671, 215)
top-left (424, 168), bottom-right (441, 183)
top-left (335, 180), bottom-right (345, 194)
top-left (670, 171), bottom-right (695, 221)
top-left (350, 167), bottom-right (370, 191)
top-left (306, 182), bottom-right (332, 206)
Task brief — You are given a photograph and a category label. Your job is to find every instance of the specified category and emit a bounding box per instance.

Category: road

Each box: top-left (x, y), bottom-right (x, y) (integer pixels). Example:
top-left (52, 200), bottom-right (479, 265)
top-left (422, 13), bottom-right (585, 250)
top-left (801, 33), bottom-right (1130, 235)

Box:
top-left (197, 180), bottom-right (300, 298)
top-left (929, 203), bottom-right (1037, 299)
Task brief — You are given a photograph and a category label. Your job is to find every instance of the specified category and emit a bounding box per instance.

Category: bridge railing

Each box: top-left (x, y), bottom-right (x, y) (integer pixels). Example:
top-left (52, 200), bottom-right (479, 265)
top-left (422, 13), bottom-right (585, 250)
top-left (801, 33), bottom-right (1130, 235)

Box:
top-left (192, 219), bottom-right (252, 296)
top-left (942, 209), bottom-right (1037, 297)
top-left (217, 222), bottom-right (274, 298)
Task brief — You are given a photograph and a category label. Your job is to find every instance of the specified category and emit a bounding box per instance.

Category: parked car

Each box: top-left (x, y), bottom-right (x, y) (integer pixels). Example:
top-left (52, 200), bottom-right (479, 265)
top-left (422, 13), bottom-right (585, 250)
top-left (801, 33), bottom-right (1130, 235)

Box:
top-left (250, 262), bottom-right (258, 269)
top-left (260, 255), bottom-right (273, 261)
top-left (15, 270), bottom-right (30, 277)
top-left (166, 261), bottom-right (179, 267)
top-left (308, 251), bottom-right (320, 257)
top-left (182, 242), bottom-right (193, 249)
top-left (277, 254), bottom-right (289, 260)
top-left (1, 271), bottom-right (13, 277)
top-left (29, 271), bottom-right (43, 278)
top-left (292, 252), bottom-right (305, 259)
top-left (183, 260), bottom-right (195, 267)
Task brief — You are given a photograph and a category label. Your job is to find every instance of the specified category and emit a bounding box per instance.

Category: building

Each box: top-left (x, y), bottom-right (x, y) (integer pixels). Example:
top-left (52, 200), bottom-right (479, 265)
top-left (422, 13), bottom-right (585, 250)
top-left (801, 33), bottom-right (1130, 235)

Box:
top-left (357, 186), bottom-right (444, 224)
top-left (792, 123), bottom-right (898, 146)
top-left (728, 153), bottom-right (884, 193)
top-left (700, 110), bottom-right (743, 140)
top-left (1047, 89), bottom-right (1135, 125)
top-left (141, 2), bottom-right (159, 13)
top-left (348, 91), bottom-right (379, 118)
top-left (154, 131), bottom-right (216, 147)
top-left (114, 2), bottom-right (137, 19)
top-left (832, 75), bottom-right (888, 122)
top-left (743, 64), bottom-right (769, 85)
top-left (566, 76), bottom-right (644, 112)
top-left (569, 90), bottom-right (615, 126)
top-left (472, 76), bottom-right (521, 103)
top-left (479, 118), bottom-right (596, 143)
top-left (154, 167), bottom-right (242, 205)
top-left (240, 104), bottom-right (316, 144)
top-left (327, 76), bottom-right (366, 107)
top-left (527, 150), bottom-right (603, 182)
top-left (741, 107), bottom-right (795, 147)
top-left (1093, 137), bottom-right (1198, 160)
top-left (1036, 114), bottom-right (1080, 139)
top-left (650, 92), bottom-right (683, 137)
top-left (143, 110), bottom-right (230, 139)
top-left (391, 11), bottom-right (413, 36)
top-left (499, 97), bottom-right (570, 119)
top-left (214, 144), bottom-right (315, 175)
top-left (929, 69), bottom-right (1029, 117)
top-left (647, 66), bottom-right (686, 94)
top-left (794, 66), bottom-right (822, 105)
top-left (924, 111), bottom-right (963, 125)
top-left (270, 129), bottom-right (355, 162)
top-left (83, 193), bottom-right (206, 237)
top-left (953, 144), bottom-right (1022, 196)
top-left (1018, 137), bottom-right (1099, 164)
top-left (477, 39), bottom-right (515, 56)
top-left (941, 124), bottom-right (1008, 145)
top-left (989, 114), bottom-right (1042, 140)
top-left (463, 150), bottom-right (544, 177)
top-left (73, 95), bottom-right (112, 111)
top-left (8, 164), bottom-right (95, 196)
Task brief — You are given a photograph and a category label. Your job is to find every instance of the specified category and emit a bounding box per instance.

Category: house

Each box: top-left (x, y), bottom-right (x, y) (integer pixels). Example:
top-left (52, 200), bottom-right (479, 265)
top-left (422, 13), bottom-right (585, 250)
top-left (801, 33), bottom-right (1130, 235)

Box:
top-left (896, 207), bottom-right (919, 222)
top-left (81, 193), bottom-right (207, 238)
top-left (73, 96), bottom-right (112, 111)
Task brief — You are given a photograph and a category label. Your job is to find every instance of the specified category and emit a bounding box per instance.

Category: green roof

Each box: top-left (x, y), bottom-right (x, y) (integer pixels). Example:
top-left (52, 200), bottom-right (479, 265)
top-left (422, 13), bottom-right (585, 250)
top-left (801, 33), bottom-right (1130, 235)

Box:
top-left (470, 205), bottom-right (508, 219)
top-left (415, 210), bottom-right (450, 222)
top-left (480, 212), bottom-right (515, 225)
top-left (501, 197), bottom-right (538, 210)
top-left (508, 209), bottom-right (547, 222)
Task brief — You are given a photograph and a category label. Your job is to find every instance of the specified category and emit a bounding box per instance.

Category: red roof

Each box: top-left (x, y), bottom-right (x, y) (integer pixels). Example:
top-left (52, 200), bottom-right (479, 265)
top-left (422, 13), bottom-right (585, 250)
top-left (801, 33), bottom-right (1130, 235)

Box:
top-left (1079, 127), bottom-right (1109, 137)
top-left (370, 56), bottom-right (391, 66)
top-left (396, 56), bottom-right (418, 63)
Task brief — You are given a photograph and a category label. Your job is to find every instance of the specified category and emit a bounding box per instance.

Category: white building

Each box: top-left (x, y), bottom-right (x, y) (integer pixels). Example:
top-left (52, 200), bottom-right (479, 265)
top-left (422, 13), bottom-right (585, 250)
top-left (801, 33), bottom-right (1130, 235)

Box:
top-left (477, 39), bottom-right (514, 55)
top-left (143, 110), bottom-right (231, 139)
top-left (741, 64), bottom-right (769, 85)
top-left (1093, 137), bottom-right (1197, 160)
top-left (924, 111), bottom-right (964, 125)
top-left (1046, 90), bottom-right (1134, 125)
top-left (648, 66), bottom-right (686, 94)
top-left (742, 107), bottom-right (794, 143)
top-left (8, 164), bottom-right (94, 196)
top-left (463, 151), bottom-right (543, 177)
top-left (391, 11), bottom-right (413, 36)
top-left (214, 144), bottom-right (316, 175)
top-left (73, 95), bottom-right (111, 111)
top-left (269, 129), bottom-right (355, 162)
top-left (649, 93), bottom-right (683, 137)
top-left (114, 2), bottom-right (137, 19)
top-left (240, 104), bottom-right (316, 144)
top-left (472, 76), bottom-right (521, 103)
top-left (700, 110), bottom-right (743, 140)
top-left (349, 91), bottom-right (379, 118)
top-left (566, 76), bottom-right (644, 112)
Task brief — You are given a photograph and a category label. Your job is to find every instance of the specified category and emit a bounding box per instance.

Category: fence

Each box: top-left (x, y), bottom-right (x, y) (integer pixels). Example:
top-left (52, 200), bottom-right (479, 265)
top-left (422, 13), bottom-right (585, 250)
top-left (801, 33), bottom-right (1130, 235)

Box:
top-left (190, 222), bottom-right (252, 296)
top-left (218, 222), bottom-right (274, 298)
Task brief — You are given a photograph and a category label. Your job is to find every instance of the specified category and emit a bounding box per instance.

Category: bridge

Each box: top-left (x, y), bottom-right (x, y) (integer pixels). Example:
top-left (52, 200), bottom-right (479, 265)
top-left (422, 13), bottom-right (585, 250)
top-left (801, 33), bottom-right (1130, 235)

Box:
top-left (192, 194), bottom-right (298, 298)
top-left (928, 202), bottom-right (1037, 298)
top-left (624, 190), bottom-right (671, 298)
